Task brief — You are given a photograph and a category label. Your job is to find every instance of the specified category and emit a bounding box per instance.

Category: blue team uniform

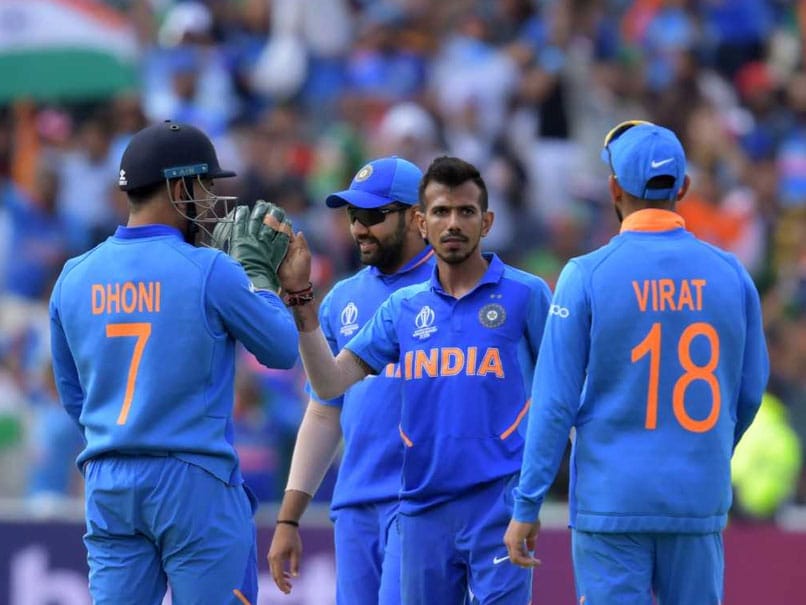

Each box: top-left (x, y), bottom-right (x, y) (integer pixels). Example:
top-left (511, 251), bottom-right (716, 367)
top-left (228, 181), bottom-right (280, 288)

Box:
top-left (313, 246), bottom-right (435, 605)
top-left (513, 210), bottom-right (769, 605)
top-left (345, 253), bottom-right (551, 604)
top-left (49, 224), bottom-right (299, 605)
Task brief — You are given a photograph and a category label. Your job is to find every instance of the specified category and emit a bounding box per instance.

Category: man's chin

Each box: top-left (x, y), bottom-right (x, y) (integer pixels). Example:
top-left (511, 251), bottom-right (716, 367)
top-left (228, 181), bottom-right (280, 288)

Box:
top-left (360, 251), bottom-right (380, 266)
top-left (438, 250), bottom-right (470, 265)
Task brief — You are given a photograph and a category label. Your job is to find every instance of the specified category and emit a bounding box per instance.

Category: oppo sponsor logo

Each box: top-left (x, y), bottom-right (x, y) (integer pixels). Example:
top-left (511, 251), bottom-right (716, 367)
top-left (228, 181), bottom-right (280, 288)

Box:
top-left (550, 304), bottom-right (570, 318)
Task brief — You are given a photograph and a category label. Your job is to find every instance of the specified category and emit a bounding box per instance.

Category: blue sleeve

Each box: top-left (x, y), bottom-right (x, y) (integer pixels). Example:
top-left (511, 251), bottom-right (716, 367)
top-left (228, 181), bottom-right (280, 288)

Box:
top-left (733, 268), bottom-right (769, 448)
top-left (527, 279), bottom-right (553, 360)
top-left (308, 289), bottom-right (345, 407)
top-left (514, 261), bottom-right (590, 522)
top-left (207, 254), bottom-right (299, 369)
top-left (344, 294), bottom-right (399, 374)
top-left (48, 277), bottom-right (85, 433)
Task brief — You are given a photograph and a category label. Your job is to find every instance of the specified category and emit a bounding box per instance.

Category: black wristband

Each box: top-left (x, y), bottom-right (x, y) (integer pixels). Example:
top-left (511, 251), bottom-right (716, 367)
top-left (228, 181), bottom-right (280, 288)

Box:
top-left (276, 519), bottom-right (299, 528)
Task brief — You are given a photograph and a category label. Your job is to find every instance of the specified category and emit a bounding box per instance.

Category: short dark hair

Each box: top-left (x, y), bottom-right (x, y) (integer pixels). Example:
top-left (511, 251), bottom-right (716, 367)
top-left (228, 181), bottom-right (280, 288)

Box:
top-left (419, 156), bottom-right (488, 211)
top-left (126, 181), bottom-right (166, 205)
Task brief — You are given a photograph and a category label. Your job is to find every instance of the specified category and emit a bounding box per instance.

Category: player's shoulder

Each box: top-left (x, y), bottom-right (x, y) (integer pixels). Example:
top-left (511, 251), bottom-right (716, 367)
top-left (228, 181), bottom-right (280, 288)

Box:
top-left (320, 266), bottom-right (376, 306)
top-left (54, 240), bottom-right (108, 284)
top-left (501, 263), bottom-right (551, 293)
top-left (150, 240), bottom-right (232, 279)
top-left (328, 266), bottom-right (374, 295)
top-left (574, 238), bottom-right (623, 271)
top-left (689, 237), bottom-right (747, 272)
top-left (388, 280), bottom-right (431, 304)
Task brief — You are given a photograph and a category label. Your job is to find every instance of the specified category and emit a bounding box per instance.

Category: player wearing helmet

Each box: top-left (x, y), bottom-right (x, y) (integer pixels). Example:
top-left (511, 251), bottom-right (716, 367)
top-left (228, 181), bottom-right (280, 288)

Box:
top-left (49, 121), bottom-right (301, 605)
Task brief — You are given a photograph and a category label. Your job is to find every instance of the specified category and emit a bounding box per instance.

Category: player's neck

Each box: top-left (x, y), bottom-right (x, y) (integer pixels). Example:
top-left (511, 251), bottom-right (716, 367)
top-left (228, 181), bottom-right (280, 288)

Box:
top-left (128, 200), bottom-right (184, 231)
top-left (436, 252), bottom-right (489, 299)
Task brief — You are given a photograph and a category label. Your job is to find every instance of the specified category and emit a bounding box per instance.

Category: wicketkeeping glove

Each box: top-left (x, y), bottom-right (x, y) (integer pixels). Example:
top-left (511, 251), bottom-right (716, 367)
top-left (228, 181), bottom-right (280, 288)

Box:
top-left (212, 200), bottom-right (292, 292)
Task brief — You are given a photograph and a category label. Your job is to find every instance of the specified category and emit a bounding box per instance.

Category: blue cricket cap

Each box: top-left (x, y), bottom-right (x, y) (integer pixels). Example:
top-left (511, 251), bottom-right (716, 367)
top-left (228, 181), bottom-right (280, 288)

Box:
top-left (601, 123), bottom-right (686, 201)
top-left (325, 156), bottom-right (422, 208)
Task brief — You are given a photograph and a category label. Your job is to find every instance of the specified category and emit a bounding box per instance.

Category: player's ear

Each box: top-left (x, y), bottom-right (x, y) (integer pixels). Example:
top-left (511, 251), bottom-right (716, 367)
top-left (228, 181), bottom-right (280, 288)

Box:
top-left (415, 207), bottom-right (427, 239)
top-left (676, 175), bottom-right (691, 202)
top-left (481, 210), bottom-right (494, 237)
top-left (404, 205), bottom-right (420, 233)
top-left (608, 174), bottom-right (622, 203)
top-left (609, 175), bottom-right (625, 217)
top-left (168, 178), bottom-right (188, 202)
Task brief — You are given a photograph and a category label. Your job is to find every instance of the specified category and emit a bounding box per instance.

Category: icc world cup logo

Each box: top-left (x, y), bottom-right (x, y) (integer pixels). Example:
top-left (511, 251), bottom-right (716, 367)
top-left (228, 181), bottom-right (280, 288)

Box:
top-left (415, 305), bottom-right (435, 330)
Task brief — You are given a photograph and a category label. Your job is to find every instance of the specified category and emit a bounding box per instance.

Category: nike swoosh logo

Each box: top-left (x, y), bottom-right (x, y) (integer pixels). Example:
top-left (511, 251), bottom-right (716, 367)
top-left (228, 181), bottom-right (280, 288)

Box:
top-left (650, 158), bottom-right (674, 168)
top-left (493, 555), bottom-right (510, 565)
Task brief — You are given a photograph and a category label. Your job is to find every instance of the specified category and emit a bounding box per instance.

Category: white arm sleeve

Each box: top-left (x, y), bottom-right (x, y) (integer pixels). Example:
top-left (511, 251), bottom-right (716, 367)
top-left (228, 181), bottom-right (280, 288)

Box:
top-left (299, 328), bottom-right (368, 400)
top-left (285, 399), bottom-right (343, 496)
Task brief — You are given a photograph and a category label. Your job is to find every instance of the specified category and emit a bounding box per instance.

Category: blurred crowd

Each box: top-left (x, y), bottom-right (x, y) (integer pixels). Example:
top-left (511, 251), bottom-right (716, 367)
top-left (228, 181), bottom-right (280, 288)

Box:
top-left (0, 0), bottom-right (804, 522)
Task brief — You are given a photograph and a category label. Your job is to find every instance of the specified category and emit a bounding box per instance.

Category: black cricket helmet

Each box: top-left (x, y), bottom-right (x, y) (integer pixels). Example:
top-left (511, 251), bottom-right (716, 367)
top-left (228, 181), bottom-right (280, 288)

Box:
top-left (118, 120), bottom-right (237, 245)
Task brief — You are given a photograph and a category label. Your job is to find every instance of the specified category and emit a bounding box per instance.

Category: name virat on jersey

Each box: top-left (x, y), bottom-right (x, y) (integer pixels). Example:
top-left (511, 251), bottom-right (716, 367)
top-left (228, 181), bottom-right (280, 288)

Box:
top-left (632, 278), bottom-right (706, 312)
top-left (91, 281), bottom-right (162, 315)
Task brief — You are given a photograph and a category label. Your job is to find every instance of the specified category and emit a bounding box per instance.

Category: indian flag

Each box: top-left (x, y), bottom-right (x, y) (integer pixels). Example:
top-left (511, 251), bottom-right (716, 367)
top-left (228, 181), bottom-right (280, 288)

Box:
top-left (0, 0), bottom-right (139, 102)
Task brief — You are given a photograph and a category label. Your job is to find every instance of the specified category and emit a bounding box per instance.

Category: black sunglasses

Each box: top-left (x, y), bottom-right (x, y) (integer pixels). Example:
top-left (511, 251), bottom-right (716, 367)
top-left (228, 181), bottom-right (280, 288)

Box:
top-left (603, 119), bottom-right (652, 175)
top-left (347, 204), bottom-right (408, 227)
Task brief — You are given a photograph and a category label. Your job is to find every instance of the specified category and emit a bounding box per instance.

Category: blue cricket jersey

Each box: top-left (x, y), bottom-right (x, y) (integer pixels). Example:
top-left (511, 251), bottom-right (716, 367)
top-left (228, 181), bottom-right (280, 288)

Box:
top-left (314, 247), bottom-right (436, 511)
top-left (513, 210), bottom-right (769, 533)
top-left (49, 225), bottom-right (299, 485)
top-left (345, 254), bottom-right (552, 514)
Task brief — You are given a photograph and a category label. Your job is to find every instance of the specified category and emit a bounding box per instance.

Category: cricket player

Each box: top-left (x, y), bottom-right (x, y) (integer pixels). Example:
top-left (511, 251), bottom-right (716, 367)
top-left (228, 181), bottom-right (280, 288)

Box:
top-left (277, 156), bottom-right (552, 604)
top-left (268, 156), bottom-right (435, 603)
top-left (504, 121), bottom-right (769, 605)
top-left (49, 121), bottom-right (300, 605)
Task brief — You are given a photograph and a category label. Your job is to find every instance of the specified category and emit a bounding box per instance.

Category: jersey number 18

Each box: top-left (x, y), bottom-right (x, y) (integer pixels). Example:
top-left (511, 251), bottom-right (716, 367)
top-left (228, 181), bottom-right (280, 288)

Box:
top-left (631, 322), bottom-right (720, 433)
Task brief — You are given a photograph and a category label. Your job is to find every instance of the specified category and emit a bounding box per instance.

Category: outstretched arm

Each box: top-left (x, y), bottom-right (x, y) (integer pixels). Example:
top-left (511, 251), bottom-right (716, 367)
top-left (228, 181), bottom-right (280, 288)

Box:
top-left (268, 400), bottom-right (343, 593)
top-left (279, 231), bottom-right (371, 399)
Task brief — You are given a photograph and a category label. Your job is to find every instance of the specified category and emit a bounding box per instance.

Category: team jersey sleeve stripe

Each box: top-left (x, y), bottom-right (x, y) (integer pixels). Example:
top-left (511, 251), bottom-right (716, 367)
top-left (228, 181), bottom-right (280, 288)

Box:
top-left (399, 425), bottom-right (414, 447)
top-left (499, 398), bottom-right (531, 440)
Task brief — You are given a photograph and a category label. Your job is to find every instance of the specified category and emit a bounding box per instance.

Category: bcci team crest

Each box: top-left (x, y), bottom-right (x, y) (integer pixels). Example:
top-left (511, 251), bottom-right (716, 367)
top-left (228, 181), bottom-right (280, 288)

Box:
top-left (354, 164), bottom-right (373, 182)
top-left (339, 302), bottom-right (360, 337)
top-left (479, 303), bottom-right (506, 328)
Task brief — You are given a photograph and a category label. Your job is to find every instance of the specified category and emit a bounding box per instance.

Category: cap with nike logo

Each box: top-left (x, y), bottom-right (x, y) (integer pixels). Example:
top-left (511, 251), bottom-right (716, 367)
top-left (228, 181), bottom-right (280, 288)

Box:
top-left (601, 123), bottom-right (686, 201)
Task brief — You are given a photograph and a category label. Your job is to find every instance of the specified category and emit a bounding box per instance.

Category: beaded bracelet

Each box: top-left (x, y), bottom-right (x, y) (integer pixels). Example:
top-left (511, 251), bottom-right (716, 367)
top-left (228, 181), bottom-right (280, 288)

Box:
top-left (283, 282), bottom-right (315, 307)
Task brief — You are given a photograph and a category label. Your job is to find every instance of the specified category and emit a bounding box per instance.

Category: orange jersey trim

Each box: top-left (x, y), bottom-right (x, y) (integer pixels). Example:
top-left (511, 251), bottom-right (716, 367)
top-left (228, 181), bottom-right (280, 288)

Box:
top-left (620, 209), bottom-right (685, 234)
top-left (399, 425), bottom-right (413, 447)
top-left (409, 248), bottom-right (435, 270)
top-left (499, 399), bottom-right (531, 440)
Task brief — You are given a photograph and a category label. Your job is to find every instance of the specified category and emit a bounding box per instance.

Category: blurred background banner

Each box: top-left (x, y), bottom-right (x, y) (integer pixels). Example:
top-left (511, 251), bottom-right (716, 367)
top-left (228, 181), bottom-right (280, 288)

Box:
top-left (0, 0), bottom-right (137, 103)
top-left (0, 516), bottom-right (803, 605)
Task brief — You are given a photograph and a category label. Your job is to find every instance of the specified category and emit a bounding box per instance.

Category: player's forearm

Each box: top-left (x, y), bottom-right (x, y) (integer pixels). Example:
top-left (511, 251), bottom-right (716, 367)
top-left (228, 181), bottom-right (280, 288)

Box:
top-left (289, 299), bottom-right (320, 332)
top-left (298, 331), bottom-right (366, 400)
top-left (285, 401), bottom-right (342, 497)
top-left (276, 489), bottom-right (313, 525)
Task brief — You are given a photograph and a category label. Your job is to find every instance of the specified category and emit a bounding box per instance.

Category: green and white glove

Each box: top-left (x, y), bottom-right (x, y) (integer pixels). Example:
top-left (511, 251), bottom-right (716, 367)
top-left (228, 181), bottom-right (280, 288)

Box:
top-left (212, 200), bottom-right (292, 292)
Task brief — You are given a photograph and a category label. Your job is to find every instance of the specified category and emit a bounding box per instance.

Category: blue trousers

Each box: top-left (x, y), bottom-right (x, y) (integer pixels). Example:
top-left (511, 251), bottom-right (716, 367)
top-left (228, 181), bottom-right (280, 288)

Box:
top-left (333, 500), bottom-right (400, 605)
top-left (83, 455), bottom-right (258, 605)
top-left (399, 474), bottom-right (532, 605)
top-left (572, 530), bottom-right (724, 605)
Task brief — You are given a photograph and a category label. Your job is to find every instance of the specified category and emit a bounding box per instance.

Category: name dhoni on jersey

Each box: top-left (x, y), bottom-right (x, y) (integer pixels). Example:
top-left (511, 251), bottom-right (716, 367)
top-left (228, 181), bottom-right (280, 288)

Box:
top-left (91, 281), bottom-right (162, 315)
top-left (632, 278), bottom-right (706, 312)
top-left (383, 347), bottom-right (505, 380)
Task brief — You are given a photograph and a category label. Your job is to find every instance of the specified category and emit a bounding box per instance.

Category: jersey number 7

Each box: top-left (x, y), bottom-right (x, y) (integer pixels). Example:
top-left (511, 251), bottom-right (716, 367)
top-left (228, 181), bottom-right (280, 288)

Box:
top-left (631, 321), bottom-right (721, 433)
top-left (106, 322), bottom-right (152, 425)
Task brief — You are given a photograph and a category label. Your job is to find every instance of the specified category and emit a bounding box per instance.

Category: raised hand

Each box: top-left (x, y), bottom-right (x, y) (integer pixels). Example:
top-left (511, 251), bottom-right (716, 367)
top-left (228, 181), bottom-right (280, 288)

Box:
top-left (212, 200), bottom-right (293, 292)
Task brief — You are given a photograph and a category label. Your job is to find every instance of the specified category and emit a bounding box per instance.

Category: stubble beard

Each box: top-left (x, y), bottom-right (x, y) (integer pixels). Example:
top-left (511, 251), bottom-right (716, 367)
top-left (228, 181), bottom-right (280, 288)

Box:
top-left (358, 214), bottom-right (407, 272)
top-left (436, 239), bottom-right (477, 265)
